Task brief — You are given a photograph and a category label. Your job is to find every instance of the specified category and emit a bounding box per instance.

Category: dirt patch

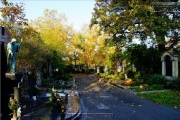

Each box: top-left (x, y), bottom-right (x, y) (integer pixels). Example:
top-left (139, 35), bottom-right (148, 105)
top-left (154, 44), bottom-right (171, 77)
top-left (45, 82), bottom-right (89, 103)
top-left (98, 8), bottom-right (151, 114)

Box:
top-left (72, 74), bottom-right (87, 78)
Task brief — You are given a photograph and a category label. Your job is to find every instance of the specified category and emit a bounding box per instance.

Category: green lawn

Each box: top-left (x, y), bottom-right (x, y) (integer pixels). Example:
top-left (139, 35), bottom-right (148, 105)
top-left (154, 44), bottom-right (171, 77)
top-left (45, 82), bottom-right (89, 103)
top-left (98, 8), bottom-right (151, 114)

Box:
top-left (138, 90), bottom-right (180, 108)
top-left (130, 84), bottom-right (164, 92)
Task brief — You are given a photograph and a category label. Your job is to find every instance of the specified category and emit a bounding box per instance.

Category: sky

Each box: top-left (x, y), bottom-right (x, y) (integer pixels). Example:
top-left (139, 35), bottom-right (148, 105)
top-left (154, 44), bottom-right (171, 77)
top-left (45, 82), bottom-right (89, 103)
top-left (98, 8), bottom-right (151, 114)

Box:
top-left (0, 0), bottom-right (96, 31)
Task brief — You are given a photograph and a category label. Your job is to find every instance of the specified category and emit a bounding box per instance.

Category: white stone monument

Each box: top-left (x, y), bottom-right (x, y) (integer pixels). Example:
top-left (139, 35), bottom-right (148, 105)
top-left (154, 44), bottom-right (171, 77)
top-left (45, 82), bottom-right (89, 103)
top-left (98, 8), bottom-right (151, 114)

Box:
top-left (97, 66), bottom-right (100, 73)
top-left (104, 65), bottom-right (108, 73)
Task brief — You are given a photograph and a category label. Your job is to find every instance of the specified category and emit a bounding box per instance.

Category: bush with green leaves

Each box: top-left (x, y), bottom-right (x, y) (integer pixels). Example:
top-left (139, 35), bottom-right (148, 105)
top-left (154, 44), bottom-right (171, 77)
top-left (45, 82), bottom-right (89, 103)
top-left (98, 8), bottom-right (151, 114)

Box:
top-left (171, 77), bottom-right (180, 90)
top-left (132, 72), bottom-right (143, 85)
top-left (62, 74), bottom-right (73, 81)
top-left (109, 70), bottom-right (115, 75)
top-left (42, 77), bottom-right (51, 87)
top-left (143, 74), bottom-right (165, 85)
top-left (118, 72), bottom-right (125, 80)
top-left (104, 75), bottom-right (113, 79)
top-left (100, 73), bottom-right (108, 78)
top-left (125, 69), bottom-right (135, 80)
top-left (134, 72), bottom-right (141, 80)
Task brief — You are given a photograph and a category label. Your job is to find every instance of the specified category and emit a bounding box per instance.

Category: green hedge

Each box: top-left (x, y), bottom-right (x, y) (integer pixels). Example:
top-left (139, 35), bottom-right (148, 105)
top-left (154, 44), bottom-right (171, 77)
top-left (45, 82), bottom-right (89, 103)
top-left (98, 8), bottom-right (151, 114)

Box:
top-left (171, 77), bottom-right (180, 90)
top-left (143, 74), bottom-right (165, 85)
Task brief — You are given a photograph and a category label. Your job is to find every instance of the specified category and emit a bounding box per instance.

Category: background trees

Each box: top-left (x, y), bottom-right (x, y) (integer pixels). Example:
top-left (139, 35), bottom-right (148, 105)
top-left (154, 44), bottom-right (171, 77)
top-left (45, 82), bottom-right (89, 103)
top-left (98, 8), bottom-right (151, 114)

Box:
top-left (30, 9), bottom-right (71, 70)
top-left (1, 0), bottom-right (179, 76)
top-left (73, 25), bottom-right (115, 69)
top-left (91, 0), bottom-right (180, 74)
top-left (0, 0), bottom-right (28, 38)
top-left (91, 0), bottom-right (179, 47)
top-left (123, 44), bottom-right (161, 74)
top-left (17, 26), bottom-right (53, 71)
top-left (0, 1), bottom-right (69, 72)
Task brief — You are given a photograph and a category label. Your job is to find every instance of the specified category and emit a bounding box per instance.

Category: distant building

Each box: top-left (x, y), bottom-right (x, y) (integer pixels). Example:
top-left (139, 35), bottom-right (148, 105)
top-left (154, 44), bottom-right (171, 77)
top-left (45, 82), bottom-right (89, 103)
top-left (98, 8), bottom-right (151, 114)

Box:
top-left (0, 26), bottom-right (11, 48)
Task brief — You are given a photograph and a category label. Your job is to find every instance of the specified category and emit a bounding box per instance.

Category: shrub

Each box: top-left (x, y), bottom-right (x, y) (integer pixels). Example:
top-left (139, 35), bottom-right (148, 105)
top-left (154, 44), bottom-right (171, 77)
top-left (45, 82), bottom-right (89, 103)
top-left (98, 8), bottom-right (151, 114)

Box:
top-left (49, 90), bottom-right (64, 108)
top-left (42, 78), bottom-right (51, 87)
top-left (132, 72), bottom-right (143, 85)
top-left (109, 70), bottom-right (115, 75)
top-left (100, 73), bottom-right (108, 78)
top-left (134, 72), bottom-right (141, 80)
top-left (85, 69), bottom-right (94, 74)
top-left (118, 72), bottom-right (125, 80)
top-left (104, 75), bottom-right (113, 79)
top-left (143, 74), bottom-right (165, 85)
top-left (132, 79), bottom-right (144, 86)
top-left (125, 69), bottom-right (135, 80)
top-left (8, 98), bottom-right (20, 111)
top-left (62, 74), bottom-right (73, 81)
top-left (171, 77), bottom-right (180, 90)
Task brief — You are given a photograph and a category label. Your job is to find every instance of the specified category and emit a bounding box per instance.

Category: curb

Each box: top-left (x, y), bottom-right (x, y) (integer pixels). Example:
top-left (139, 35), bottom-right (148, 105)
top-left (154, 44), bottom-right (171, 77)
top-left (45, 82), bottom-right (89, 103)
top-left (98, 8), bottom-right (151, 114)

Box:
top-left (108, 82), bottom-right (136, 95)
top-left (137, 90), bottom-right (170, 94)
top-left (110, 82), bottom-right (126, 89)
top-left (109, 82), bottom-right (171, 95)
top-left (66, 110), bottom-right (81, 120)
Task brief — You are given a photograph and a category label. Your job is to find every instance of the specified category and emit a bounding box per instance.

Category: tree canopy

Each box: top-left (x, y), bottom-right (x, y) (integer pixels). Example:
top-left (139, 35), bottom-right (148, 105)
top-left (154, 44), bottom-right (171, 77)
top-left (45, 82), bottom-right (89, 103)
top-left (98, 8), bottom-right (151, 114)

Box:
top-left (29, 9), bottom-right (73, 70)
top-left (91, 0), bottom-right (180, 47)
top-left (0, 0), bottom-right (28, 38)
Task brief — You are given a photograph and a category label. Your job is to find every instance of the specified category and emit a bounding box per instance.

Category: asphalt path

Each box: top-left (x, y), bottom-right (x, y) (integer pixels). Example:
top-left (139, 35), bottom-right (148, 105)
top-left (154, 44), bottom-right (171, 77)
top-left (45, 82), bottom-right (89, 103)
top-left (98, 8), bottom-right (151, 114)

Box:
top-left (75, 75), bottom-right (180, 120)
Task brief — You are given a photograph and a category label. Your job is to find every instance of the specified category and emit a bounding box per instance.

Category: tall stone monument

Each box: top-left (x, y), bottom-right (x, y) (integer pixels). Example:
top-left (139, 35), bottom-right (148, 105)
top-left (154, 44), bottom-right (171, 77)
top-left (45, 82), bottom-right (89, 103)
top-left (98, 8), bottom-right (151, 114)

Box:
top-left (5, 38), bottom-right (23, 120)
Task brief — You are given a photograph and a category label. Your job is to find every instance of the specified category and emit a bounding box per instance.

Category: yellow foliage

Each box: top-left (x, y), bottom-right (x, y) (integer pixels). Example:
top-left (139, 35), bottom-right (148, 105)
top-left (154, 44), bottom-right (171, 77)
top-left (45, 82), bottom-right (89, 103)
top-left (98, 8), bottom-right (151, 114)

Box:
top-left (30, 9), bottom-right (69, 56)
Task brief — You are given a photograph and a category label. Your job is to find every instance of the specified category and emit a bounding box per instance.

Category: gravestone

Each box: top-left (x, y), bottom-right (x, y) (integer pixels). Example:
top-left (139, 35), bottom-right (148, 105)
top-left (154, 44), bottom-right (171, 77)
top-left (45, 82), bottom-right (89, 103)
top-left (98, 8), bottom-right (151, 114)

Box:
top-left (36, 69), bottom-right (42, 86)
top-left (104, 65), bottom-right (108, 73)
top-left (28, 71), bottom-right (34, 100)
top-left (97, 66), bottom-right (100, 73)
top-left (117, 61), bottom-right (122, 73)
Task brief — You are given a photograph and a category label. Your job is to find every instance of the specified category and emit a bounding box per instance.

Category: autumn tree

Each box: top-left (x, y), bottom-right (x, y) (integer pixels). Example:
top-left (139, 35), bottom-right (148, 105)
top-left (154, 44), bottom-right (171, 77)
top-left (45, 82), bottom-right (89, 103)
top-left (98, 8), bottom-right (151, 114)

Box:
top-left (0, 0), bottom-right (53, 71)
top-left (0, 0), bottom-right (28, 38)
top-left (30, 9), bottom-right (71, 70)
top-left (65, 30), bottom-right (82, 68)
top-left (72, 24), bottom-right (116, 69)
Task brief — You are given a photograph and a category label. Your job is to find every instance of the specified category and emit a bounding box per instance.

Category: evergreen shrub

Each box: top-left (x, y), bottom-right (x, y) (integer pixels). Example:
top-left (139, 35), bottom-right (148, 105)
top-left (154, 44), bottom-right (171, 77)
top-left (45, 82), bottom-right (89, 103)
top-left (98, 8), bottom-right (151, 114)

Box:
top-left (143, 74), bottom-right (165, 85)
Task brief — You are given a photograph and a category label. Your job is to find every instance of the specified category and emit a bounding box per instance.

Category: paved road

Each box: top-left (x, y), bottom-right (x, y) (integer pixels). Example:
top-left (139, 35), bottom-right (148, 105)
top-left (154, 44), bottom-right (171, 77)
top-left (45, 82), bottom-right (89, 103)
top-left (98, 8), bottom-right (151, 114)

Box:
top-left (76, 75), bottom-right (180, 120)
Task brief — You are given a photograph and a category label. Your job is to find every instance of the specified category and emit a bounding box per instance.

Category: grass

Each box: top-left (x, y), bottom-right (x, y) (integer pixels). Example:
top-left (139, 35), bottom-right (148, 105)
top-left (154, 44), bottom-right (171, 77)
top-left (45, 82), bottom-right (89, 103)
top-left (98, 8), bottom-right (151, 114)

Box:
top-left (130, 84), bottom-right (164, 92)
top-left (138, 90), bottom-right (180, 108)
top-left (129, 84), bottom-right (180, 108)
